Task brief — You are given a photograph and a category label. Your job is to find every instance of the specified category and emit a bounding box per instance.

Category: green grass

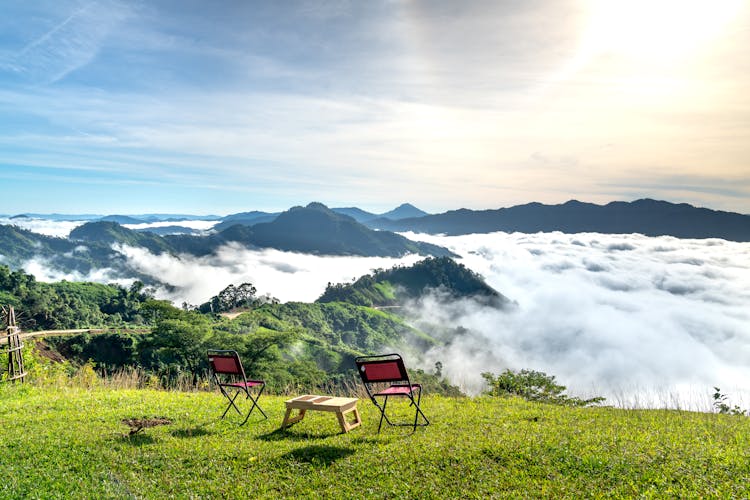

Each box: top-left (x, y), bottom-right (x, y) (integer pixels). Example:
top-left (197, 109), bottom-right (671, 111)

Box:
top-left (1, 384), bottom-right (748, 498)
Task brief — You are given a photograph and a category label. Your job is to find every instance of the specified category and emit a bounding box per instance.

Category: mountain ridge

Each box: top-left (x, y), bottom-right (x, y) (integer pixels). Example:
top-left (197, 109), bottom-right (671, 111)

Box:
top-left (365, 198), bottom-right (750, 242)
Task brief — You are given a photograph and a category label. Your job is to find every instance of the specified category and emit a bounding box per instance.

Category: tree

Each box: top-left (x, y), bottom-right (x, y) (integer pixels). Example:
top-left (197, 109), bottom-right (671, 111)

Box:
top-left (139, 312), bottom-right (214, 382)
top-left (198, 282), bottom-right (275, 313)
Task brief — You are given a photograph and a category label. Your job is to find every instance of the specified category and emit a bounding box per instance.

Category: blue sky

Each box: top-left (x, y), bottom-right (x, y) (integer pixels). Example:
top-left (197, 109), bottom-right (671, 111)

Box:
top-left (1, 0), bottom-right (748, 215)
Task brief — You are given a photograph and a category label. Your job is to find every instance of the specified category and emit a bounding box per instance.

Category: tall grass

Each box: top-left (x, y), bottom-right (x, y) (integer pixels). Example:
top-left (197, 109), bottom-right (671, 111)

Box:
top-left (22, 339), bottom-right (750, 413)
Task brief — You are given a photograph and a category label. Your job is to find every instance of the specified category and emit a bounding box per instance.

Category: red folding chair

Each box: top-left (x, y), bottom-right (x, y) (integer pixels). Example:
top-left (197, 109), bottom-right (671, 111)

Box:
top-left (207, 350), bottom-right (267, 424)
top-left (355, 353), bottom-right (429, 433)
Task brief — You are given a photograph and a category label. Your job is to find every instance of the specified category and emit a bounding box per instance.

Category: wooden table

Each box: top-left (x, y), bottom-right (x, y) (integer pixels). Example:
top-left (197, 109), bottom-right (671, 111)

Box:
top-left (281, 395), bottom-right (361, 433)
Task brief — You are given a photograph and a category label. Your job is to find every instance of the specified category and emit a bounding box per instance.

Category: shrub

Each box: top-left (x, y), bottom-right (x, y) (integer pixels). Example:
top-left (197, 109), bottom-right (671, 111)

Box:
top-left (482, 369), bottom-right (604, 406)
top-left (712, 387), bottom-right (748, 416)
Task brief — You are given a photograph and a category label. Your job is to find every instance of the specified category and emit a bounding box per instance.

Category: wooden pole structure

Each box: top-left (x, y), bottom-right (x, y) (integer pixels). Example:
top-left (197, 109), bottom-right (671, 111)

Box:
top-left (2, 306), bottom-right (26, 383)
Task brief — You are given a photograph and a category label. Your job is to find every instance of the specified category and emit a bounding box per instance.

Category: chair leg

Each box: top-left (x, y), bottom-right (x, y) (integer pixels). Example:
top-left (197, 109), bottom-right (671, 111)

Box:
top-left (417, 387), bottom-right (430, 425)
top-left (412, 387), bottom-right (429, 429)
top-left (411, 387), bottom-right (429, 431)
top-left (240, 386), bottom-right (267, 425)
top-left (247, 396), bottom-right (267, 419)
top-left (413, 396), bottom-right (419, 431)
top-left (377, 396), bottom-right (389, 433)
top-left (220, 388), bottom-right (244, 419)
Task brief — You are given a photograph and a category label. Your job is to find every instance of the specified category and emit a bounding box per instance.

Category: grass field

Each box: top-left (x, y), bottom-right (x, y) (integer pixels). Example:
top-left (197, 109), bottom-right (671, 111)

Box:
top-left (1, 384), bottom-right (748, 498)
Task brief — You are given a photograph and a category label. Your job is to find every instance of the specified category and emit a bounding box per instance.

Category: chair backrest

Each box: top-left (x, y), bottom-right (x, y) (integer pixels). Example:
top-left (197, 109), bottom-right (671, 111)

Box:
top-left (355, 353), bottom-right (410, 384)
top-left (208, 350), bottom-right (246, 379)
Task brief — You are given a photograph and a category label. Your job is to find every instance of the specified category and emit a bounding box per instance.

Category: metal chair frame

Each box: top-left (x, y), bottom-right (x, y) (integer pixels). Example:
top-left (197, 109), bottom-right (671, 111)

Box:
top-left (355, 353), bottom-right (429, 433)
top-left (207, 349), bottom-right (267, 425)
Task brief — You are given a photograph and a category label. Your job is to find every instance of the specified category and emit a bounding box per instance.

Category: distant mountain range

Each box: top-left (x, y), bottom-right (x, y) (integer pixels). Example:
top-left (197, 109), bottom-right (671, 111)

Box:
top-left (3, 203), bottom-right (429, 236)
top-left (365, 199), bottom-right (750, 242)
top-left (332, 203), bottom-right (429, 223)
top-left (7, 213), bottom-right (222, 223)
top-left (0, 203), bottom-right (453, 282)
top-left (2, 197), bottom-right (748, 292)
top-left (185, 203), bottom-right (428, 232)
top-left (3, 198), bottom-right (749, 244)
top-left (161, 203), bottom-right (452, 258)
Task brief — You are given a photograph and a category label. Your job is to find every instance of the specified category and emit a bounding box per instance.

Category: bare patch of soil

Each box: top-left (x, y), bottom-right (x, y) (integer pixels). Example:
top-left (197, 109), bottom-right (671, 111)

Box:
top-left (34, 341), bottom-right (66, 363)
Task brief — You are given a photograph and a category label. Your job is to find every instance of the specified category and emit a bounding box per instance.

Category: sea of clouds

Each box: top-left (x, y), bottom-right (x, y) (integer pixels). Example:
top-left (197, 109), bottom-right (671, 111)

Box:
top-left (3, 217), bottom-right (749, 409)
top-left (0, 217), bottom-right (220, 238)
top-left (0, 217), bottom-right (88, 238)
top-left (403, 231), bottom-right (750, 408)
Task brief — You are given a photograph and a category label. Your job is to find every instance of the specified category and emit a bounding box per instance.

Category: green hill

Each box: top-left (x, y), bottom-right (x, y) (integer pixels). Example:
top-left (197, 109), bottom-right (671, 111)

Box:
top-left (318, 256), bottom-right (510, 308)
top-left (0, 224), bottom-right (74, 262)
top-left (70, 221), bottom-right (173, 254)
top-left (0, 224), bottom-right (119, 275)
top-left (1, 385), bottom-right (747, 498)
top-left (0, 265), bottom-right (152, 330)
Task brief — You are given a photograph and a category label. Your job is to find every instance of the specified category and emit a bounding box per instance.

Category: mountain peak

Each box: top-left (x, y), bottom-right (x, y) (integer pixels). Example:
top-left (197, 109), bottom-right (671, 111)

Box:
top-left (380, 203), bottom-right (428, 220)
top-left (305, 202), bottom-right (331, 211)
top-left (245, 203), bottom-right (453, 257)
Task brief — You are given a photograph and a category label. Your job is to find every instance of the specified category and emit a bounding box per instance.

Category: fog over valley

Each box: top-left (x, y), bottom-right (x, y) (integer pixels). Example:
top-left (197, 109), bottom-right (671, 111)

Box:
top-left (405, 231), bottom-right (750, 406)
top-left (3, 218), bottom-right (749, 409)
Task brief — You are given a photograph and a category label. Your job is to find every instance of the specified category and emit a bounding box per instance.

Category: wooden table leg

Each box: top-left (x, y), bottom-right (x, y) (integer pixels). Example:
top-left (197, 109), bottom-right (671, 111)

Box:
top-left (336, 406), bottom-right (361, 433)
top-left (281, 407), bottom-right (306, 429)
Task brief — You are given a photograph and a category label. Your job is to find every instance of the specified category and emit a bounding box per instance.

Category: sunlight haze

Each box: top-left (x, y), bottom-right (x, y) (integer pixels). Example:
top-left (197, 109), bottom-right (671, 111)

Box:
top-left (0, 0), bottom-right (748, 214)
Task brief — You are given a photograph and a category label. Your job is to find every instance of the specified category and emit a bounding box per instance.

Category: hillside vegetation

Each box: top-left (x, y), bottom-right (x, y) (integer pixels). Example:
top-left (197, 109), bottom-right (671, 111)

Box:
top-left (318, 256), bottom-right (509, 308)
top-left (1, 258), bottom-right (479, 394)
top-left (1, 384), bottom-right (748, 498)
top-left (0, 265), bottom-right (152, 330)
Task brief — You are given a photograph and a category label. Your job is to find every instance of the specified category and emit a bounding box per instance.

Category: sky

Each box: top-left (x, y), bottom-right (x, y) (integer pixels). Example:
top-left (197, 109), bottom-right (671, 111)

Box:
top-left (1, 0), bottom-right (749, 215)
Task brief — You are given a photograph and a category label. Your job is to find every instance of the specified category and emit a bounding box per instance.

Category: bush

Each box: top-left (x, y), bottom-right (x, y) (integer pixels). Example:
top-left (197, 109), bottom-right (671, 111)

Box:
top-left (482, 369), bottom-right (604, 406)
top-left (712, 387), bottom-right (748, 416)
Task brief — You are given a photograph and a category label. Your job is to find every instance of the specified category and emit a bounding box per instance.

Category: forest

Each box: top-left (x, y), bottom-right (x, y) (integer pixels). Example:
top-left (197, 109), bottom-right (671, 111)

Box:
top-left (0, 258), bottom-right (487, 395)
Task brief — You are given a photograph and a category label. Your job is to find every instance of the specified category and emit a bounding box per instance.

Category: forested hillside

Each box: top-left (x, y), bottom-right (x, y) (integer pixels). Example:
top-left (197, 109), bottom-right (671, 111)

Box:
top-left (2, 258), bottom-right (480, 394)
top-left (0, 265), bottom-right (152, 330)
top-left (318, 256), bottom-right (510, 308)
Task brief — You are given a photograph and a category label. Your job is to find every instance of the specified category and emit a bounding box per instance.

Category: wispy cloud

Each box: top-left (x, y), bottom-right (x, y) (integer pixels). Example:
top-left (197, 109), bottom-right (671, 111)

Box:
top-left (0, 1), bottom-right (749, 213)
top-left (4, 1), bottom-right (133, 84)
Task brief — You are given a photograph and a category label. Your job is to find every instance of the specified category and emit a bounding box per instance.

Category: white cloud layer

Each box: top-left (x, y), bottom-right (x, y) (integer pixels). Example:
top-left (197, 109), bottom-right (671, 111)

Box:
top-left (0, 217), bottom-right (86, 238)
top-left (123, 220), bottom-right (219, 231)
top-left (404, 231), bottom-right (750, 409)
top-left (114, 242), bottom-right (422, 307)
top-left (22, 255), bottom-right (129, 286)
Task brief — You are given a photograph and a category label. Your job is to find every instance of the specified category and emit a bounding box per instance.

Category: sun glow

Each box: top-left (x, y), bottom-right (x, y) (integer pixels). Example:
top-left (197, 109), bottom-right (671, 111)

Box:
top-left (581, 0), bottom-right (744, 62)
